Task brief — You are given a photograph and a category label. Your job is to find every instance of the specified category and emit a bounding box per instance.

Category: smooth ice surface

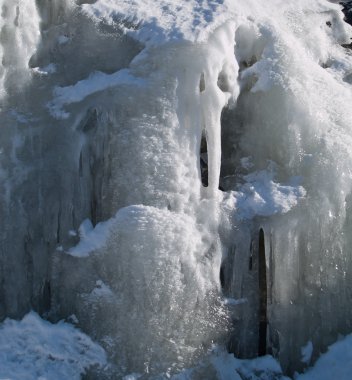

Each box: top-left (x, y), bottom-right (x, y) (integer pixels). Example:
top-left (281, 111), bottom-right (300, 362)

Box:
top-left (0, 312), bottom-right (106, 380)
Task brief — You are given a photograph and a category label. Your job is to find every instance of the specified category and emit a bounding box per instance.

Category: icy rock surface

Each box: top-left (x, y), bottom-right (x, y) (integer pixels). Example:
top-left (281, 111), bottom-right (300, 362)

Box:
top-left (1, 0), bottom-right (352, 378)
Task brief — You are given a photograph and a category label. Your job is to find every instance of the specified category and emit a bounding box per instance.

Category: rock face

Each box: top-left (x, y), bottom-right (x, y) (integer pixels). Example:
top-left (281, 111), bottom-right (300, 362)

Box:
top-left (1, 0), bottom-right (352, 378)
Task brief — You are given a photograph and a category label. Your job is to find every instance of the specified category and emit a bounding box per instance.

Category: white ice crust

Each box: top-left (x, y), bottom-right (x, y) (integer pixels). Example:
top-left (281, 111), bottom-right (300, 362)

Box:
top-left (0, 312), bottom-right (106, 380)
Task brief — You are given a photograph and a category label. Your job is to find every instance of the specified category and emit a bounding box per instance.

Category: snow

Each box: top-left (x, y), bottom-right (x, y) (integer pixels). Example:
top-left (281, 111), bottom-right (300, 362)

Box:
top-left (222, 169), bottom-right (306, 219)
top-left (68, 218), bottom-right (115, 257)
top-left (0, 312), bottom-right (107, 380)
top-left (82, 0), bottom-right (235, 46)
top-left (171, 335), bottom-right (352, 380)
top-left (32, 64), bottom-right (57, 76)
top-left (48, 69), bottom-right (147, 119)
top-left (170, 347), bottom-right (290, 380)
top-left (1, 316), bottom-right (352, 380)
top-left (296, 334), bottom-right (352, 380)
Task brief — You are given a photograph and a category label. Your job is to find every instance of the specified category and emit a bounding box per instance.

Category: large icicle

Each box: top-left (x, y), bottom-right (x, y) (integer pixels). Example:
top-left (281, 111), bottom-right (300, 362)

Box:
top-left (200, 22), bottom-right (239, 194)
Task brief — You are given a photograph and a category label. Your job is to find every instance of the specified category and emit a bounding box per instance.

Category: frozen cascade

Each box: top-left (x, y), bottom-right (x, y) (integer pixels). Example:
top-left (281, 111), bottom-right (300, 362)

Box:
top-left (1, 0), bottom-right (352, 378)
top-left (55, 19), bottom-right (241, 378)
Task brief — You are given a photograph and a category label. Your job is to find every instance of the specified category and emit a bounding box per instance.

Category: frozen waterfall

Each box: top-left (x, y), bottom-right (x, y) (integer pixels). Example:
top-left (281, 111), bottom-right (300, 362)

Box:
top-left (1, 0), bottom-right (352, 378)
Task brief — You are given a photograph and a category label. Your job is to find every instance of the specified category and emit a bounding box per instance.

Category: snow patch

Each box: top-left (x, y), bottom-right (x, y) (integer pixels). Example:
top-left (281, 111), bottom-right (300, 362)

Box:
top-left (82, 0), bottom-right (235, 46)
top-left (48, 69), bottom-right (146, 119)
top-left (68, 218), bottom-right (114, 257)
top-left (222, 169), bottom-right (306, 220)
top-left (32, 63), bottom-right (57, 76)
top-left (171, 347), bottom-right (289, 380)
top-left (0, 312), bottom-right (107, 380)
top-left (296, 334), bottom-right (352, 380)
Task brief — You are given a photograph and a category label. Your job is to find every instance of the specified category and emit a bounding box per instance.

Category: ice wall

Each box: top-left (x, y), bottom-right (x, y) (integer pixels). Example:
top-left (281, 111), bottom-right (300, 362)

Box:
top-left (1, 0), bottom-right (238, 376)
top-left (1, 0), bottom-right (352, 378)
top-left (220, 0), bottom-right (352, 373)
top-left (0, 0), bottom-right (142, 318)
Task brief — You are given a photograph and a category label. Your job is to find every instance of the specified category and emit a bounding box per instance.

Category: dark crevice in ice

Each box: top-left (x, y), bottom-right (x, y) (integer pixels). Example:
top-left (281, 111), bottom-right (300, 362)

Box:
top-left (199, 72), bottom-right (205, 93)
top-left (258, 228), bottom-right (267, 356)
top-left (340, 1), bottom-right (352, 26)
top-left (200, 132), bottom-right (208, 187)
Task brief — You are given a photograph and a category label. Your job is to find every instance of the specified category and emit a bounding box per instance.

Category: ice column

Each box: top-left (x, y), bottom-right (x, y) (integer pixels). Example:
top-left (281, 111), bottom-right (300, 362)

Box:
top-left (200, 21), bottom-right (239, 195)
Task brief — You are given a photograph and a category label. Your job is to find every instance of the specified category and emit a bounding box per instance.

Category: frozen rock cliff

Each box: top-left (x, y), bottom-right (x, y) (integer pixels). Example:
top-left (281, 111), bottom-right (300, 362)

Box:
top-left (1, 0), bottom-right (352, 378)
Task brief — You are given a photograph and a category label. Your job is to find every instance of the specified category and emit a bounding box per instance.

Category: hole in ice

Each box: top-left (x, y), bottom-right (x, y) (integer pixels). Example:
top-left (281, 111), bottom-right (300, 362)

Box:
top-left (199, 72), bottom-right (205, 92)
top-left (343, 72), bottom-right (352, 84)
top-left (239, 56), bottom-right (257, 71)
top-left (75, 0), bottom-right (97, 4)
top-left (220, 264), bottom-right (225, 289)
top-left (258, 228), bottom-right (267, 356)
top-left (42, 280), bottom-right (51, 313)
top-left (320, 61), bottom-right (330, 69)
top-left (91, 196), bottom-right (98, 226)
top-left (342, 42), bottom-right (352, 49)
top-left (200, 131), bottom-right (225, 190)
top-left (319, 58), bottom-right (334, 69)
top-left (79, 150), bottom-right (83, 177)
top-left (200, 132), bottom-right (208, 187)
top-left (217, 68), bottom-right (230, 93)
top-left (80, 108), bottom-right (98, 133)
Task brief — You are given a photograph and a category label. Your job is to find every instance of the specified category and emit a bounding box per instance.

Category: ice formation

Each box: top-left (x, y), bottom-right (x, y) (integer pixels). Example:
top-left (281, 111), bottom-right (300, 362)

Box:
top-left (1, 0), bottom-right (352, 378)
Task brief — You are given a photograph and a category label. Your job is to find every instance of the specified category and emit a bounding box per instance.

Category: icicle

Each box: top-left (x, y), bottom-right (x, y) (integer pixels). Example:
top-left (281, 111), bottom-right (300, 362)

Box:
top-left (200, 21), bottom-right (239, 196)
